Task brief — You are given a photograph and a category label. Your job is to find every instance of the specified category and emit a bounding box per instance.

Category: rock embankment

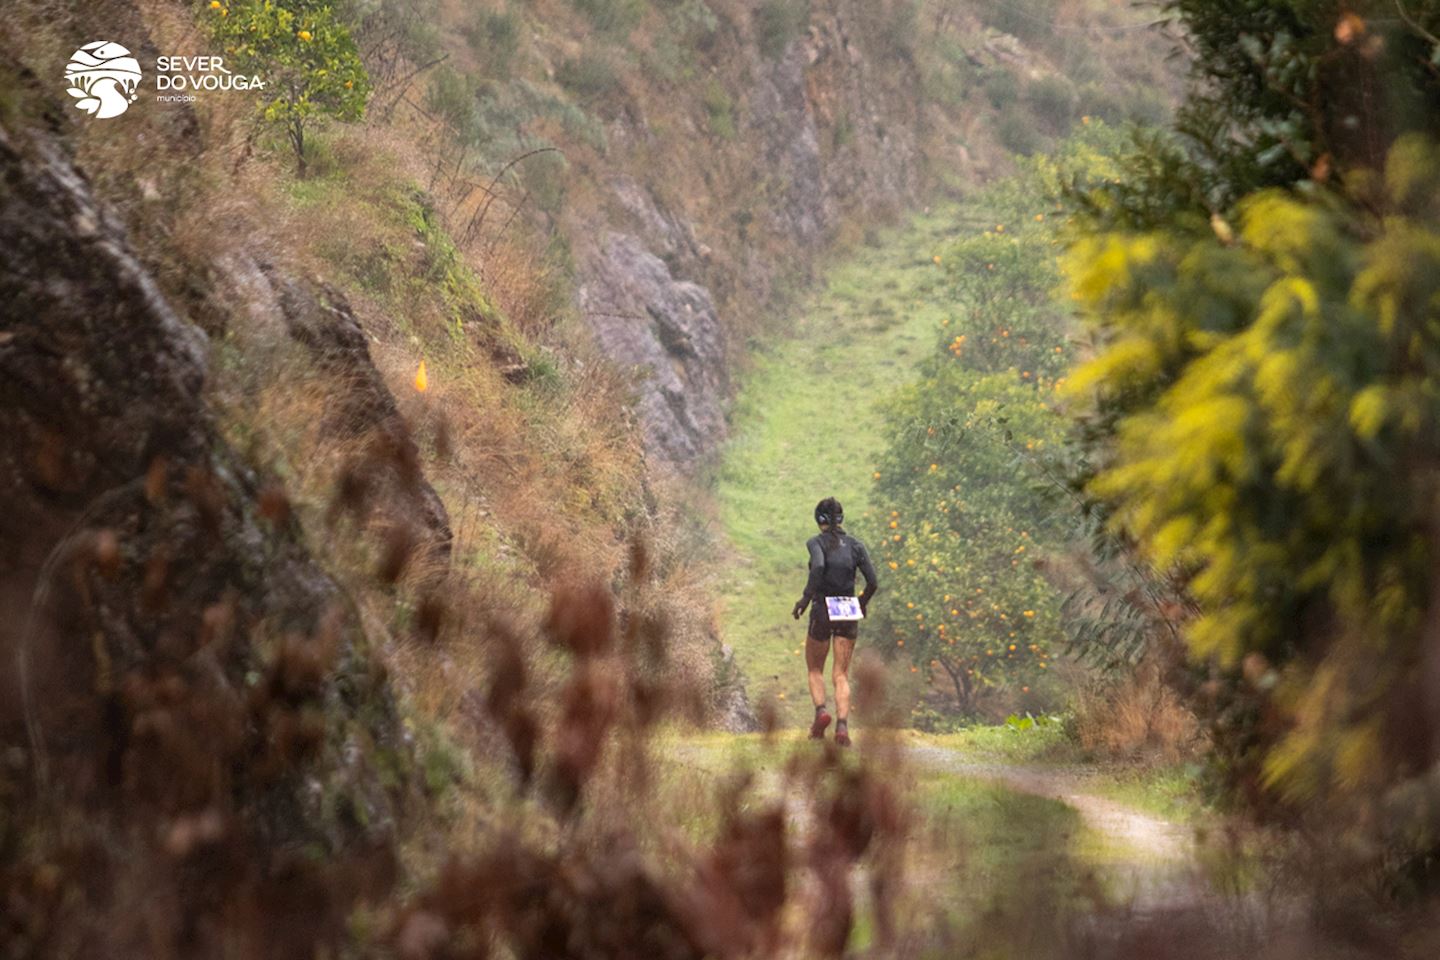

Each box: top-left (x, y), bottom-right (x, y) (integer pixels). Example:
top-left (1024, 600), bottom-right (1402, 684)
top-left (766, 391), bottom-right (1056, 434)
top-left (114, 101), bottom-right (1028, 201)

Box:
top-left (0, 84), bottom-right (411, 957)
top-left (576, 2), bottom-right (929, 469)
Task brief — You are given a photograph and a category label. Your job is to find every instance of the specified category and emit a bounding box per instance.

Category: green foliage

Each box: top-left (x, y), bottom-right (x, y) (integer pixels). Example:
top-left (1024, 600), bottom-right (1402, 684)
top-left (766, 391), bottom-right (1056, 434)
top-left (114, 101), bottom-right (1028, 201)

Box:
top-left (869, 156), bottom-right (1102, 713)
top-left (872, 366), bottom-right (1065, 713)
top-left (996, 107), bottom-right (1045, 158)
top-left (702, 77), bottom-right (735, 139)
top-left (1004, 711), bottom-right (1061, 732)
top-left (1123, 86), bottom-right (1170, 128)
top-left (908, 701), bottom-right (970, 733)
top-left (1024, 75), bottom-right (1077, 136)
top-left (868, 123), bottom-right (1145, 718)
top-left (412, 718), bottom-right (472, 797)
top-left (754, 0), bottom-right (808, 60)
top-left (668, 0), bottom-right (721, 49)
top-left (424, 64), bottom-right (475, 131)
top-left (402, 188), bottom-right (496, 327)
top-left (1065, 137), bottom-right (1440, 807)
top-left (1056, 39), bottom-right (1103, 86)
top-left (937, 232), bottom-right (1065, 375)
top-left (556, 51), bottom-right (621, 107)
top-left (209, 0), bottom-right (371, 175)
top-left (522, 148), bottom-right (569, 214)
top-left (289, 176), bottom-right (497, 331)
top-left (569, 0), bottom-right (646, 34)
top-left (917, 36), bottom-right (976, 110)
top-left (1000, 72), bottom-right (1110, 154)
top-left (986, 120), bottom-right (1131, 220)
top-left (918, 720), bottom-right (1075, 764)
top-left (1071, 84), bottom-right (1168, 131)
top-left (424, 69), bottom-right (600, 213)
top-left (642, 1), bottom-right (720, 81)
top-left (1072, 84), bottom-right (1132, 126)
top-left (463, 6), bottom-right (522, 75)
top-left (979, 0), bottom-right (1059, 46)
top-left (982, 69), bottom-right (1021, 111)
top-left (854, 0), bottom-right (918, 63)
top-left (1132, 1), bottom-right (1440, 213)
top-left (434, 75), bottom-right (604, 157)
top-left (1051, 13), bottom-right (1440, 872)
top-left (350, 0), bottom-right (443, 66)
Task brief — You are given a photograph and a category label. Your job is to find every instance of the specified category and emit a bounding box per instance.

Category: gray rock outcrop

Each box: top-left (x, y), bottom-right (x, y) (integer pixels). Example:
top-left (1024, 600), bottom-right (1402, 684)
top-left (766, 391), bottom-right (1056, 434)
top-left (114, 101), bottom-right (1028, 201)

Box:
top-left (0, 97), bottom-right (409, 958)
top-left (576, 4), bottom-right (928, 471)
top-left (578, 232), bottom-right (730, 467)
top-left (749, 39), bottom-right (834, 252)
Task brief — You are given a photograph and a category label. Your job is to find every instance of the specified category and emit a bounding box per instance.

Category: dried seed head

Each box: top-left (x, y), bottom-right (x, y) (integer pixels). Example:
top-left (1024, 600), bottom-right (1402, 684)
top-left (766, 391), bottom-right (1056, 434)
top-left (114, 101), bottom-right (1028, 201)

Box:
top-left (414, 591), bottom-right (446, 644)
top-left (545, 581), bottom-right (615, 658)
top-left (628, 538), bottom-right (650, 581)
top-left (328, 460), bottom-right (373, 527)
top-left (258, 481), bottom-right (291, 527)
top-left (145, 454), bottom-right (169, 504)
top-left (92, 528), bottom-right (121, 579)
top-left (377, 525), bottom-right (418, 584)
top-left (140, 546), bottom-right (171, 613)
top-left (184, 466), bottom-right (226, 540)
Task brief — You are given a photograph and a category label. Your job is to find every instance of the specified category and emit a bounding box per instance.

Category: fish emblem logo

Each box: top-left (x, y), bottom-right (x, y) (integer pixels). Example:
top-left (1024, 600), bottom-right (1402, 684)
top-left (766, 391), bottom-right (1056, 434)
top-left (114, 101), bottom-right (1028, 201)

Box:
top-left (65, 41), bottom-right (142, 119)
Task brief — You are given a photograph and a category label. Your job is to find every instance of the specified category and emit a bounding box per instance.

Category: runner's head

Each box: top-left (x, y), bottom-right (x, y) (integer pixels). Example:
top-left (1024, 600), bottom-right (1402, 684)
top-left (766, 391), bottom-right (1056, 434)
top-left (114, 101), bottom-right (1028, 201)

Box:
top-left (814, 497), bottom-right (843, 530)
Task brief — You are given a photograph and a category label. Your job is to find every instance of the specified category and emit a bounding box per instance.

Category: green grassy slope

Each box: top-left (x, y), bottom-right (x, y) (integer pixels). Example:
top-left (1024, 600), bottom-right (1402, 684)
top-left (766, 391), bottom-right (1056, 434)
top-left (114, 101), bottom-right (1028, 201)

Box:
top-left (715, 208), bottom-right (971, 722)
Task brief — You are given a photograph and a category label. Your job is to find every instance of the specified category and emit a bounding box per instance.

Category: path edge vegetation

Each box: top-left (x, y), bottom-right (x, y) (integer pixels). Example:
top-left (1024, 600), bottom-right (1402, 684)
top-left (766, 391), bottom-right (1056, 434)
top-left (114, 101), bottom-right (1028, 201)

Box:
top-left (1058, 0), bottom-right (1440, 907)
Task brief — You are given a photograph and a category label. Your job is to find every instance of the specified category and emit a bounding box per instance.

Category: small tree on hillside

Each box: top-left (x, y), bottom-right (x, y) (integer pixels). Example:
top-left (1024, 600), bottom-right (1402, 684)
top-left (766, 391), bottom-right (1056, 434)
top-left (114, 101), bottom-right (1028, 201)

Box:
top-left (210, 0), bottom-right (371, 175)
top-left (872, 369), bottom-right (1066, 714)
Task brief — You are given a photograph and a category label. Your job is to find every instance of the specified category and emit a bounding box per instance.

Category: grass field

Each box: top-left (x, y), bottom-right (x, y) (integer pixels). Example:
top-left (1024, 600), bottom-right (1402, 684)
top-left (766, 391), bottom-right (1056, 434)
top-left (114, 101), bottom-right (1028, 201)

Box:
top-left (714, 208), bottom-right (968, 723)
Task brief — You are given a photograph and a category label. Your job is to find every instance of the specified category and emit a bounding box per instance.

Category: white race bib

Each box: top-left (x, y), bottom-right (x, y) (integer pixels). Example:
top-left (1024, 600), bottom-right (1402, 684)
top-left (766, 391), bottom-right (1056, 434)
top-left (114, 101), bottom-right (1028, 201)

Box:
top-left (825, 596), bottom-right (864, 621)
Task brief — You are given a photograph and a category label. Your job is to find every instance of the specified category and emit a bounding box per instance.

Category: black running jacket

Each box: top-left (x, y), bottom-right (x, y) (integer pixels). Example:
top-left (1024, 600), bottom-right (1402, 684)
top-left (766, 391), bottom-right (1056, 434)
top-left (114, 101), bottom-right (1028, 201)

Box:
top-left (802, 529), bottom-right (879, 608)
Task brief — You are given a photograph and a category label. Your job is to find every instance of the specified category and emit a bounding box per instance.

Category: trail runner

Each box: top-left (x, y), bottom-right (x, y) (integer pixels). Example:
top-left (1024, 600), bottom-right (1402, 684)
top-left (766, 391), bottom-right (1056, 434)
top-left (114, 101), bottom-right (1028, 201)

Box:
top-left (791, 497), bottom-right (878, 747)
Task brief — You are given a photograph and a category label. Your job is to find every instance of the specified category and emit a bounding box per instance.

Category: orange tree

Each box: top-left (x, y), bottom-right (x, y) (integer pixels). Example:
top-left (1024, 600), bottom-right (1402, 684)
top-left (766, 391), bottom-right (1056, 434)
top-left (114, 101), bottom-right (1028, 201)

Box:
top-left (208, 0), bottom-right (371, 175)
top-left (870, 180), bottom-right (1081, 714)
top-left (867, 128), bottom-right (1137, 717)
top-left (872, 368), bottom-right (1064, 713)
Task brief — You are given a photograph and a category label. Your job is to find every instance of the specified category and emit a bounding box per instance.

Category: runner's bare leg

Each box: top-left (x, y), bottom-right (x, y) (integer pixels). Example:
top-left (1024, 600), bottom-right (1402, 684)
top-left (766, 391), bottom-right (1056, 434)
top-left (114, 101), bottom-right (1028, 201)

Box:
top-left (806, 636), bottom-right (830, 708)
top-left (832, 636), bottom-right (855, 720)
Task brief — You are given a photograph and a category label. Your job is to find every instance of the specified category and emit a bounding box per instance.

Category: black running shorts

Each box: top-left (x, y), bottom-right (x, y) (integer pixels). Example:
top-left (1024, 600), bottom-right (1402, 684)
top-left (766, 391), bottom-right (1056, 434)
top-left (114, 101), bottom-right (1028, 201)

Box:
top-left (808, 605), bottom-right (859, 642)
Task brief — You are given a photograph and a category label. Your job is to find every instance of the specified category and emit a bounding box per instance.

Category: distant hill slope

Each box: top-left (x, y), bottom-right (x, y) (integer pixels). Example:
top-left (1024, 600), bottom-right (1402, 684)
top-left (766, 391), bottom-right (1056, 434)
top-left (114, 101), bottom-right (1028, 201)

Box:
top-left (396, 0), bottom-right (1184, 469)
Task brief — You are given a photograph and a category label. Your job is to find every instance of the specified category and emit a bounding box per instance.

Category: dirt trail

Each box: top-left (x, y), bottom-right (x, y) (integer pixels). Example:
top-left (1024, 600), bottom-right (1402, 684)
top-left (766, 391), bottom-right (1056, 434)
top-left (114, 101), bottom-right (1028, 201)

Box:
top-left (906, 745), bottom-right (1191, 861)
top-left (905, 743), bottom-right (1207, 914)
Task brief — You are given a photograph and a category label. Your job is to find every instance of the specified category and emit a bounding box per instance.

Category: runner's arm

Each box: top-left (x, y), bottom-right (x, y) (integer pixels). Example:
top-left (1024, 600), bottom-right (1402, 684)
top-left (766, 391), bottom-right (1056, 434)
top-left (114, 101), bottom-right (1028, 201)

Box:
top-left (857, 541), bottom-right (879, 613)
top-left (802, 539), bottom-right (826, 599)
top-left (793, 539), bottom-right (826, 618)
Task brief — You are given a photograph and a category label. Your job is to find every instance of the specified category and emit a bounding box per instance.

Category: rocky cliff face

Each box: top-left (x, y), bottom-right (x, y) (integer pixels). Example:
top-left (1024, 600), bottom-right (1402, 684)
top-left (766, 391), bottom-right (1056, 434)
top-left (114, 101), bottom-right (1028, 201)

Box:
top-left (579, 233), bottom-right (730, 464)
top-left (574, 1), bottom-right (930, 471)
top-left (0, 90), bottom-right (411, 958)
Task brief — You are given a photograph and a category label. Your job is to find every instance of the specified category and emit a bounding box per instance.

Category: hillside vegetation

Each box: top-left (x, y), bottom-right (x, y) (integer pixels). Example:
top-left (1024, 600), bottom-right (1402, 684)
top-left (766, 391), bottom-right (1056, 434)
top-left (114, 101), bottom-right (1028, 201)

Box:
top-left (13, 0), bottom-right (1349, 957)
top-left (0, 0), bottom-right (1183, 740)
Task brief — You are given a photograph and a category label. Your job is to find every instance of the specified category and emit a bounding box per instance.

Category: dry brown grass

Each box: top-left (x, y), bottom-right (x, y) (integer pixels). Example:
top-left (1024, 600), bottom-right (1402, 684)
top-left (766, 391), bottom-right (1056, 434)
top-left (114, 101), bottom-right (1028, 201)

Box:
top-left (1070, 657), bottom-right (1205, 763)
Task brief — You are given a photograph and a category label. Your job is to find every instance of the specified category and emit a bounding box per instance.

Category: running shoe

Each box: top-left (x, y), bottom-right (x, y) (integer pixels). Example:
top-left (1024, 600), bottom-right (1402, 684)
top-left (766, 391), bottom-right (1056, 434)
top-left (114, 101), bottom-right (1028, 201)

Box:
top-left (809, 708), bottom-right (832, 740)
